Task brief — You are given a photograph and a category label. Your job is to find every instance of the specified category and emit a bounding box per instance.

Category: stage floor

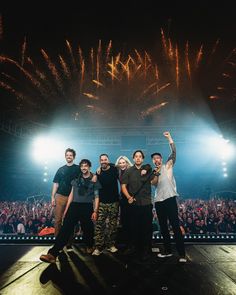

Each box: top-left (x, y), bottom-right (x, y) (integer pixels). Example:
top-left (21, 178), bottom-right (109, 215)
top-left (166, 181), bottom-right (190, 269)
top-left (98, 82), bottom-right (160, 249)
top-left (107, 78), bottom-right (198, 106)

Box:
top-left (0, 244), bottom-right (236, 295)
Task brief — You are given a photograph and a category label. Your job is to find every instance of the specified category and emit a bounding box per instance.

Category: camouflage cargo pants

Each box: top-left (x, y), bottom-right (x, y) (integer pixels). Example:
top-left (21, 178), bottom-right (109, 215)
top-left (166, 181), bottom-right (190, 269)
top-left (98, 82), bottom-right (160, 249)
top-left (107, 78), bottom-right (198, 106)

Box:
top-left (94, 202), bottom-right (119, 250)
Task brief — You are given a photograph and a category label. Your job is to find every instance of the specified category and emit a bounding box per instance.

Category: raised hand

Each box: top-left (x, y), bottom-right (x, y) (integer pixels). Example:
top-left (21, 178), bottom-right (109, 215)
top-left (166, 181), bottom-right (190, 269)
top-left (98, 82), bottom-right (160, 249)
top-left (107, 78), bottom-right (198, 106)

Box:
top-left (163, 131), bottom-right (171, 138)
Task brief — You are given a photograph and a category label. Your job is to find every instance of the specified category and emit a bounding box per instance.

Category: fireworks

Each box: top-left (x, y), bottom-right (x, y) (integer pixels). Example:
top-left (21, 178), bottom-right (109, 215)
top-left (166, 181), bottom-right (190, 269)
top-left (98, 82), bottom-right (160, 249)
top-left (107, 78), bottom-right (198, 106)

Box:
top-left (0, 29), bottom-right (235, 125)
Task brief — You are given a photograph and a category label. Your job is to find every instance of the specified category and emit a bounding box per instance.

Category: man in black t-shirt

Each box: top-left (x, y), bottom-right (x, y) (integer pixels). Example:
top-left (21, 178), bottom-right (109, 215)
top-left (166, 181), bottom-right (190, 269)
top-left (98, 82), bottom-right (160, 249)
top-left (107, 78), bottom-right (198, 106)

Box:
top-left (92, 154), bottom-right (120, 256)
top-left (121, 150), bottom-right (158, 262)
top-left (51, 148), bottom-right (80, 236)
top-left (40, 159), bottom-right (101, 263)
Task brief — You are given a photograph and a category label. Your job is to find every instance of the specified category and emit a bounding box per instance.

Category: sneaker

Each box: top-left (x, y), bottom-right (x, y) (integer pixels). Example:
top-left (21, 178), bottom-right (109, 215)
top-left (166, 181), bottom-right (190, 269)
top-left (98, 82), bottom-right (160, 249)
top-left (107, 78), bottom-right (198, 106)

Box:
top-left (65, 245), bottom-right (73, 252)
top-left (152, 247), bottom-right (160, 253)
top-left (40, 253), bottom-right (56, 263)
top-left (92, 248), bottom-right (102, 256)
top-left (107, 246), bottom-right (118, 253)
top-left (157, 252), bottom-right (173, 258)
top-left (123, 246), bottom-right (135, 255)
top-left (179, 256), bottom-right (187, 263)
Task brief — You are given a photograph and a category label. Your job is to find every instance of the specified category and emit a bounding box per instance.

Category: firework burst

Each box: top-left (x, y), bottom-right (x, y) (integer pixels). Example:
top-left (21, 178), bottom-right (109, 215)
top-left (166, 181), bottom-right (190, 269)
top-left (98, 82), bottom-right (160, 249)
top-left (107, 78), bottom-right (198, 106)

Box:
top-left (0, 29), bottom-right (235, 125)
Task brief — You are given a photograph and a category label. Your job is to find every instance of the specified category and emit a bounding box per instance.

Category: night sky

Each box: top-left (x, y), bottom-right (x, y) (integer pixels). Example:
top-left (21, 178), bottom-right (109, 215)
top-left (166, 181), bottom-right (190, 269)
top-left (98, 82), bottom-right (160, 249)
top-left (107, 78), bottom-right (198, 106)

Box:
top-left (1, 1), bottom-right (236, 50)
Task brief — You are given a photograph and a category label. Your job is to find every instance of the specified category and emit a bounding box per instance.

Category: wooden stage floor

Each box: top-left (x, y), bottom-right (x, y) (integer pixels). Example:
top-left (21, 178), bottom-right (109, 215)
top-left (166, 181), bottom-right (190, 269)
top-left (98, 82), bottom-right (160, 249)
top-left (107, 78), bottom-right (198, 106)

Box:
top-left (0, 243), bottom-right (236, 295)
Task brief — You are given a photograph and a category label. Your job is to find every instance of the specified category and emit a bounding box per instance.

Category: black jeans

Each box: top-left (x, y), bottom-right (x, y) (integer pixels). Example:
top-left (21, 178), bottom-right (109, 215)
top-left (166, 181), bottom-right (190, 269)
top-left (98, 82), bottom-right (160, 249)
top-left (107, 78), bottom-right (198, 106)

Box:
top-left (49, 202), bottom-right (94, 257)
top-left (155, 196), bottom-right (185, 256)
top-left (130, 204), bottom-right (153, 257)
top-left (119, 197), bottom-right (135, 246)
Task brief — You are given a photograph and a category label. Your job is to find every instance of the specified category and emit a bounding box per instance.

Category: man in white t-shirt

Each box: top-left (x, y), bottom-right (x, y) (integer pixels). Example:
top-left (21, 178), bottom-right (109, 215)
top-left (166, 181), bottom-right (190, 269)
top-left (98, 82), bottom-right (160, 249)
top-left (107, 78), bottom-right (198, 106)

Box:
top-left (151, 131), bottom-right (186, 263)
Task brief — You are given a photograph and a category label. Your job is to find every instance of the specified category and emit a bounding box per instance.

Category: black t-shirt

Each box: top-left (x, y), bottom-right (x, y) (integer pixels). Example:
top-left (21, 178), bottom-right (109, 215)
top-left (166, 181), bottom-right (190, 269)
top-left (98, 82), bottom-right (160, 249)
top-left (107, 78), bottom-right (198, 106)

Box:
top-left (53, 164), bottom-right (80, 196)
top-left (121, 165), bottom-right (154, 206)
top-left (96, 165), bottom-right (119, 203)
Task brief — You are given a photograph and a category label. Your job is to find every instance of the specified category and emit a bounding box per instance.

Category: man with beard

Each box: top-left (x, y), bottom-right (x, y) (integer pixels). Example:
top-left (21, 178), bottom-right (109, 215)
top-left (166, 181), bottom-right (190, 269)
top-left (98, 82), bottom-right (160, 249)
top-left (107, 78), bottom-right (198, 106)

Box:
top-left (40, 159), bottom-right (100, 263)
top-left (51, 148), bottom-right (80, 237)
top-left (151, 131), bottom-right (187, 263)
top-left (92, 154), bottom-right (120, 255)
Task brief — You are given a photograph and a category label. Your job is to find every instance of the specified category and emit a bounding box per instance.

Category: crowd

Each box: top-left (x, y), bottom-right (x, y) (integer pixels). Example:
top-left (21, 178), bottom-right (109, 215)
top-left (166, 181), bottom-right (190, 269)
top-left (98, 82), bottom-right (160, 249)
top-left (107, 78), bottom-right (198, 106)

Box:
top-left (1, 197), bottom-right (236, 235)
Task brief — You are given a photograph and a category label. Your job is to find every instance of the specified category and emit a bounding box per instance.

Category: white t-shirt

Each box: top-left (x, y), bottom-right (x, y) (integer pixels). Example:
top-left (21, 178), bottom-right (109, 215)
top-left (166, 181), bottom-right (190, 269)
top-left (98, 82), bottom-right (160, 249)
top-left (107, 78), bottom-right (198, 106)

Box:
top-left (154, 164), bottom-right (179, 202)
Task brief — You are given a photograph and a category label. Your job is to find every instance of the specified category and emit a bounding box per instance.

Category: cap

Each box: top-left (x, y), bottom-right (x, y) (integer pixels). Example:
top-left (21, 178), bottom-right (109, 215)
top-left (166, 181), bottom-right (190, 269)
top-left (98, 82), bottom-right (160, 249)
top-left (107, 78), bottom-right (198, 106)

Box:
top-left (151, 152), bottom-right (162, 158)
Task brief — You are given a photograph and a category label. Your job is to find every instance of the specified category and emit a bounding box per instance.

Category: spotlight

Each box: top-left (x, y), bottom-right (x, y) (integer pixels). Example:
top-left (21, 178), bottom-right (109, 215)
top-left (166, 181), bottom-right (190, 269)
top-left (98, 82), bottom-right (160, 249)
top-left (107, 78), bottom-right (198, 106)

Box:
top-left (32, 136), bottom-right (66, 163)
top-left (209, 136), bottom-right (235, 160)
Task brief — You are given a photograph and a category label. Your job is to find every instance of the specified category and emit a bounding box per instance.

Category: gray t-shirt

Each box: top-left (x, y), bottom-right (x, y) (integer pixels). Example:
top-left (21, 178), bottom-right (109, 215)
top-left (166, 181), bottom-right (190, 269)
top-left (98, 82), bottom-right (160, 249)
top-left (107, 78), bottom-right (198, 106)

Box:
top-left (154, 165), bottom-right (179, 202)
top-left (71, 175), bottom-right (101, 203)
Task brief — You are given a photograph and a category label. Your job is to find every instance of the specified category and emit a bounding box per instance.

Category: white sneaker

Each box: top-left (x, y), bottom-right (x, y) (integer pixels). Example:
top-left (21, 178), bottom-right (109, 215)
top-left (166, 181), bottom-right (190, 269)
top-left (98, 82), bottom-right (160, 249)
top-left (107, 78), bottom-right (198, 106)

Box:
top-left (152, 247), bottom-right (160, 253)
top-left (107, 246), bottom-right (118, 253)
top-left (65, 245), bottom-right (73, 252)
top-left (157, 253), bottom-right (173, 258)
top-left (92, 248), bottom-right (102, 256)
top-left (179, 256), bottom-right (187, 263)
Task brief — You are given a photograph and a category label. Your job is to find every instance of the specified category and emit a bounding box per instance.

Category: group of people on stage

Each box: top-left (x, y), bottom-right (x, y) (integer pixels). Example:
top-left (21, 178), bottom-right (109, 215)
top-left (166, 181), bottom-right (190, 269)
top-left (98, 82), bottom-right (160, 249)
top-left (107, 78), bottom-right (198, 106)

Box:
top-left (39, 131), bottom-right (187, 264)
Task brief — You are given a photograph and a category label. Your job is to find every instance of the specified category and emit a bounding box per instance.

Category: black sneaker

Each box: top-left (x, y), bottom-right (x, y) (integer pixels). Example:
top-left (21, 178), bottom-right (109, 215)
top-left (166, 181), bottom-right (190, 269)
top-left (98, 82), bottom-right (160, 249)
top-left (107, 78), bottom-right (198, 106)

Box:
top-left (123, 246), bottom-right (136, 255)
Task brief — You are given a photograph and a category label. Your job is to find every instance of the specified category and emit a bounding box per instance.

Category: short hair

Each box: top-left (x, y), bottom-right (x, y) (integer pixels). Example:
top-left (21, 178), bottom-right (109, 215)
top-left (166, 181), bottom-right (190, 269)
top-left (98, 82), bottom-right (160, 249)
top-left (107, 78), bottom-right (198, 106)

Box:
top-left (115, 156), bottom-right (133, 168)
top-left (99, 153), bottom-right (109, 159)
top-left (65, 148), bottom-right (76, 158)
top-left (79, 159), bottom-right (92, 167)
top-left (151, 152), bottom-right (162, 158)
top-left (132, 150), bottom-right (145, 159)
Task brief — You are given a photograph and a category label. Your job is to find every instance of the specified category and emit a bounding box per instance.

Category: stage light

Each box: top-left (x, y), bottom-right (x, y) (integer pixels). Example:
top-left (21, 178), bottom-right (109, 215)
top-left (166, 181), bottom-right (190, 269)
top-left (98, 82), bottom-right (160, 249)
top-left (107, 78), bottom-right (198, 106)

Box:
top-left (209, 136), bottom-right (234, 160)
top-left (215, 137), bottom-right (234, 159)
top-left (32, 136), bottom-right (66, 163)
top-left (223, 173), bottom-right (228, 178)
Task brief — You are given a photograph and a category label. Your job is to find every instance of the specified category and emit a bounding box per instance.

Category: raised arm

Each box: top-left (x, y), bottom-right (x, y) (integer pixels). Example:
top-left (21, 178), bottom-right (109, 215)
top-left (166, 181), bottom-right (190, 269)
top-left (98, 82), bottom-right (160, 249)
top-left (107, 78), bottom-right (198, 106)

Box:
top-left (164, 131), bottom-right (176, 168)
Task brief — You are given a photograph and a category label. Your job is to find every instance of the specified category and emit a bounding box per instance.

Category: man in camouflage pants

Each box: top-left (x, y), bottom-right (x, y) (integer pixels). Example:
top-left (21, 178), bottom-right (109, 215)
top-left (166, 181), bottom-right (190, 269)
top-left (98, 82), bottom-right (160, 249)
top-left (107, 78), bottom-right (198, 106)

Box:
top-left (92, 154), bottom-right (120, 255)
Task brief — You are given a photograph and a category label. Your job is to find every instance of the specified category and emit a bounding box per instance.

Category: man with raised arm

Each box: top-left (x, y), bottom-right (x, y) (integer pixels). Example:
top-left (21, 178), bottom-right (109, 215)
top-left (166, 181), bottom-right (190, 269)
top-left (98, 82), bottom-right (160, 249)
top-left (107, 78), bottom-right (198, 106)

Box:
top-left (151, 131), bottom-right (187, 263)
